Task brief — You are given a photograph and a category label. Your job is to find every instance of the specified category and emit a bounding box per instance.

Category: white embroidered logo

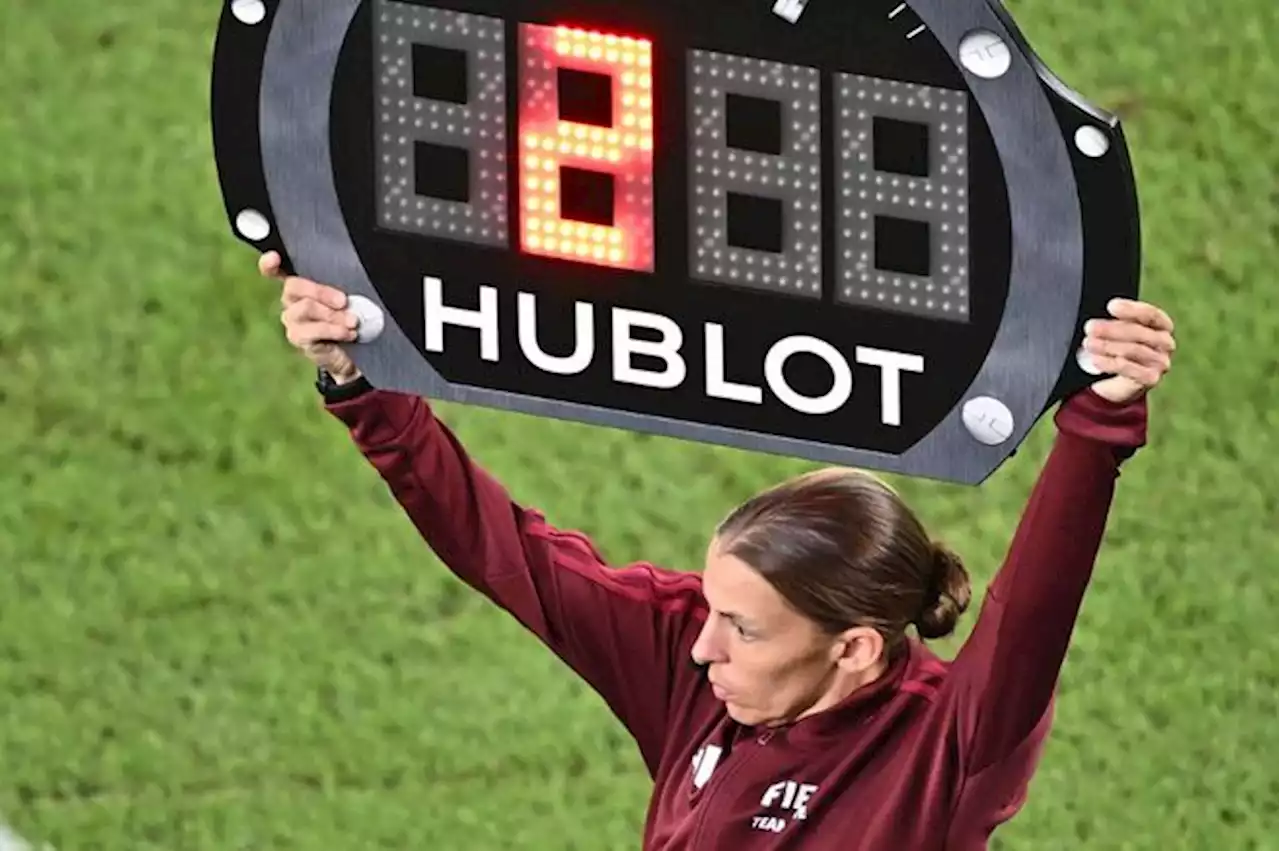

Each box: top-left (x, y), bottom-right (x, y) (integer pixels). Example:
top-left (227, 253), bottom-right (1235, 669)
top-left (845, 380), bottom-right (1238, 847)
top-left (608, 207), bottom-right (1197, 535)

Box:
top-left (691, 744), bottom-right (723, 790)
top-left (751, 780), bottom-right (819, 833)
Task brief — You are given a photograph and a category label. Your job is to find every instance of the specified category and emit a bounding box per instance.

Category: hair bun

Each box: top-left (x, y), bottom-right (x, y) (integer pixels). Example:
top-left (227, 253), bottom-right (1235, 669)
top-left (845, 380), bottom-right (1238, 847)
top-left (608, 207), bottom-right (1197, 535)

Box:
top-left (914, 543), bottom-right (972, 639)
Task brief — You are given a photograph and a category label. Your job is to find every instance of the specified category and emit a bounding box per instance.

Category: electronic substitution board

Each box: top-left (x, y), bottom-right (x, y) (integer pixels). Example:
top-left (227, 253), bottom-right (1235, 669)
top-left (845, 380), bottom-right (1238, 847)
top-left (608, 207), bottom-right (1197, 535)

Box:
top-left (209, 0), bottom-right (1140, 485)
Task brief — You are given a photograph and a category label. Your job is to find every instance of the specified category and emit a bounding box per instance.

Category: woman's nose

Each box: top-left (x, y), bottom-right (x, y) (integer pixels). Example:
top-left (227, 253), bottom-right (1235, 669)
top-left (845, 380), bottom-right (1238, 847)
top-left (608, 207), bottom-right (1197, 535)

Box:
top-left (691, 618), bottom-right (726, 665)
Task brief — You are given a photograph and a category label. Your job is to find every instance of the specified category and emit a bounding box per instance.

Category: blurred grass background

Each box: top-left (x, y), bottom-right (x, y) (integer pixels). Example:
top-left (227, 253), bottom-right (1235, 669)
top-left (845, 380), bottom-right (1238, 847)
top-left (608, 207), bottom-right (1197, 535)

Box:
top-left (0, 0), bottom-right (1276, 848)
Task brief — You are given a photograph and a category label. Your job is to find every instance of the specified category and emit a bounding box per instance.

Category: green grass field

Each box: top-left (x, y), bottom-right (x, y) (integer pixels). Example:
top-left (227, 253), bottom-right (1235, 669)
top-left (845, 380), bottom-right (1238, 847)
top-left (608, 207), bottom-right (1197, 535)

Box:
top-left (1, 0), bottom-right (1277, 848)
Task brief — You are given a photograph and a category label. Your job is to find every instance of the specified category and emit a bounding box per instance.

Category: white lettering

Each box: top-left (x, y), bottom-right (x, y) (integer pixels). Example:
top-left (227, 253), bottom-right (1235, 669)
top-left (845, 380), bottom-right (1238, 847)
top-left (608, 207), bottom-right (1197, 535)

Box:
top-left (612, 308), bottom-right (686, 389)
top-left (517, 292), bottom-right (594, 375)
top-left (419, 281), bottom-right (926, 425)
top-left (691, 744), bottom-right (722, 790)
top-left (764, 335), bottom-right (853, 415)
top-left (792, 783), bottom-right (818, 820)
top-left (705, 323), bottom-right (763, 404)
top-left (780, 780), bottom-right (798, 809)
top-left (423, 277), bottom-right (499, 362)
top-left (750, 816), bottom-right (788, 833)
top-left (760, 781), bottom-right (788, 808)
top-left (855, 346), bottom-right (926, 426)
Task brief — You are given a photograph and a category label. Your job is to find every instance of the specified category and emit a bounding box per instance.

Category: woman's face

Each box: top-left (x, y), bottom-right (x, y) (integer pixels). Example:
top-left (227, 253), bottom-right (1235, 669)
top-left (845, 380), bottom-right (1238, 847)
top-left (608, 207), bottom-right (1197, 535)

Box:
top-left (691, 541), bottom-right (875, 727)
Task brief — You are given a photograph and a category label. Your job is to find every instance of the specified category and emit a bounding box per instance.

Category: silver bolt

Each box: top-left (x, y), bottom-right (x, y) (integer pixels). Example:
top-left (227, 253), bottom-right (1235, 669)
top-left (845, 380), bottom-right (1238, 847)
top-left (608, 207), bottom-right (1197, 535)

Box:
top-left (1077, 345), bottom-right (1104, 375)
top-left (230, 0), bottom-right (266, 25)
top-left (234, 208), bottom-right (271, 242)
top-left (961, 396), bottom-right (1015, 445)
top-left (958, 30), bottom-right (1011, 79)
top-left (1074, 126), bottom-right (1110, 158)
top-left (347, 295), bottom-right (386, 343)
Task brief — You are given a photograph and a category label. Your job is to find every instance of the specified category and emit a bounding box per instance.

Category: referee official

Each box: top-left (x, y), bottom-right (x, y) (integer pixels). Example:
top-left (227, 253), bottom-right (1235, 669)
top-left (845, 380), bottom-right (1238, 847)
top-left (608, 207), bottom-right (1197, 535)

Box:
top-left (260, 250), bottom-right (1176, 850)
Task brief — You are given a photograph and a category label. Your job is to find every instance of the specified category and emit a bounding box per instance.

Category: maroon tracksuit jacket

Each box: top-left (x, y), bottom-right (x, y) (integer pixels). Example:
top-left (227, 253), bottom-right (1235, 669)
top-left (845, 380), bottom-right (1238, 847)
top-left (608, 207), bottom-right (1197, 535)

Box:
top-left (324, 382), bottom-right (1147, 850)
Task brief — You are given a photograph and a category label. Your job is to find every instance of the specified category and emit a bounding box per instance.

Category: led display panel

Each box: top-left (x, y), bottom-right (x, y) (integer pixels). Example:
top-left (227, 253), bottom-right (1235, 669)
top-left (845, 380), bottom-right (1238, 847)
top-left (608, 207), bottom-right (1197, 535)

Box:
top-left (210, 0), bottom-right (1140, 484)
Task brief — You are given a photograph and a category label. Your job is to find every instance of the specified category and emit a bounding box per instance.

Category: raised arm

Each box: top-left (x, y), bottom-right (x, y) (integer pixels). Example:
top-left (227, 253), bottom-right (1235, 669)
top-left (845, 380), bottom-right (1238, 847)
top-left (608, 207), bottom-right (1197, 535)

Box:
top-left (263, 251), bottom-right (707, 774)
top-left (947, 388), bottom-right (1146, 768)
top-left (323, 380), bottom-right (705, 775)
top-left (945, 299), bottom-right (1174, 778)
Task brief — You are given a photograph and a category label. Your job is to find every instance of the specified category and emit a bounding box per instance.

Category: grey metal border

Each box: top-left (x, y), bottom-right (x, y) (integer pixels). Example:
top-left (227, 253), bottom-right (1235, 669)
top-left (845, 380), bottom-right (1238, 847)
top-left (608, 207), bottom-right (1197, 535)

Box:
top-left (258, 0), bottom-right (1082, 485)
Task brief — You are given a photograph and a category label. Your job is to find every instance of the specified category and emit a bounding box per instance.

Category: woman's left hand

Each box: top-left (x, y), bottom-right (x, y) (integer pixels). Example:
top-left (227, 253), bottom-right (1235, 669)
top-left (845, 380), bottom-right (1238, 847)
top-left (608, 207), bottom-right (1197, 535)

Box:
top-left (1082, 298), bottom-right (1177, 404)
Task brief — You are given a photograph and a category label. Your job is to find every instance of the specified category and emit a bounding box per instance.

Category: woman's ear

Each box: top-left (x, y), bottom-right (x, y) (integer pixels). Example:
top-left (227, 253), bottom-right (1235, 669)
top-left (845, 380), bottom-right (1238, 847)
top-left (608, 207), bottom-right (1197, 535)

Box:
top-left (831, 626), bottom-right (885, 676)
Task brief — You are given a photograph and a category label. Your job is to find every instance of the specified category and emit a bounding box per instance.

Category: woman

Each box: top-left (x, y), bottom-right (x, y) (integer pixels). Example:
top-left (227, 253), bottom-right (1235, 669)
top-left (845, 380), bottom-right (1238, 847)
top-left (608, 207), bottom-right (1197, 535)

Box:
top-left (261, 251), bottom-right (1176, 849)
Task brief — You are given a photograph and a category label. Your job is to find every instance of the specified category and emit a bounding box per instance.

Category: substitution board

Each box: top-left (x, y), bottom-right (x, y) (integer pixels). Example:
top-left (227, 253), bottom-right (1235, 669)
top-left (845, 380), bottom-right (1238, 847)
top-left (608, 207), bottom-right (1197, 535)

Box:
top-left (209, 0), bottom-right (1141, 485)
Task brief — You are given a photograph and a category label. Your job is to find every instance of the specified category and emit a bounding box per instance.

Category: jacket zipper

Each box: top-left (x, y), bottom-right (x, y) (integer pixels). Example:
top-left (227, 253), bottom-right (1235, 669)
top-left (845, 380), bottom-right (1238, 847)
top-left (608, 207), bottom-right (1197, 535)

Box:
top-left (687, 729), bottom-right (775, 848)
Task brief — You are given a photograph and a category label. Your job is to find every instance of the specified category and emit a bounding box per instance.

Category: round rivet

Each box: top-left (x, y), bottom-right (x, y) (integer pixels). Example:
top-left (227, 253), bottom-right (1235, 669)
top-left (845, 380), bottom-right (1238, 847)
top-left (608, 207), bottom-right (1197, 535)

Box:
top-left (1074, 126), bottom-right (1110, 158)
top-left (234, 208), bottom-right (271, 242)
top-left (961, 396), bottom-right (1015, 445)
top-left (347, 295), bottom-right (386, 343)
top-left (230, 0), bottom-right (266, 25)
top-left (1077, 345), bottom-right (1104, 376)
top-left (958, 30), bottom-right (1011, 79)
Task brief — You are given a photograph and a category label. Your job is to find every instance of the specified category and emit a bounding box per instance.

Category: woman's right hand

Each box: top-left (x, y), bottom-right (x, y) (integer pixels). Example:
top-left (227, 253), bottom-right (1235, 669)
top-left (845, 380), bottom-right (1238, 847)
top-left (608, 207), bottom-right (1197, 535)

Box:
top-left (260, 251), bottom-right (363, 383)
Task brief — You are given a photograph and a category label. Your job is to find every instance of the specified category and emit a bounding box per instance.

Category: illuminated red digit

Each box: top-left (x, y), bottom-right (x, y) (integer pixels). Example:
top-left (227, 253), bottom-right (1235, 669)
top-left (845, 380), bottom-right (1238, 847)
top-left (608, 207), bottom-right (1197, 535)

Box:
top-left (518, 24), bottom-right (655, 272)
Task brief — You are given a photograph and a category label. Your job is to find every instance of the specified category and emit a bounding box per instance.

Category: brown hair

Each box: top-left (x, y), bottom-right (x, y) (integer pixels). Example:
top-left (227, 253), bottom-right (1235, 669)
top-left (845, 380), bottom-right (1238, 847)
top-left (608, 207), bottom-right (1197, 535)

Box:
top-left (714, 467), bottom-right (971, 653)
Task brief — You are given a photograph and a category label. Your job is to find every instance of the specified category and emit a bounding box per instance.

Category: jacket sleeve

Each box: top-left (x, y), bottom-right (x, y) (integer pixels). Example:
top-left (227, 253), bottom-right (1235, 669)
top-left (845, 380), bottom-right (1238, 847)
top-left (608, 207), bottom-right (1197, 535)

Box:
top-left (323, 385), bottom-right (706, 775)
top-left (944, 387), bottom-right (1148, 786)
